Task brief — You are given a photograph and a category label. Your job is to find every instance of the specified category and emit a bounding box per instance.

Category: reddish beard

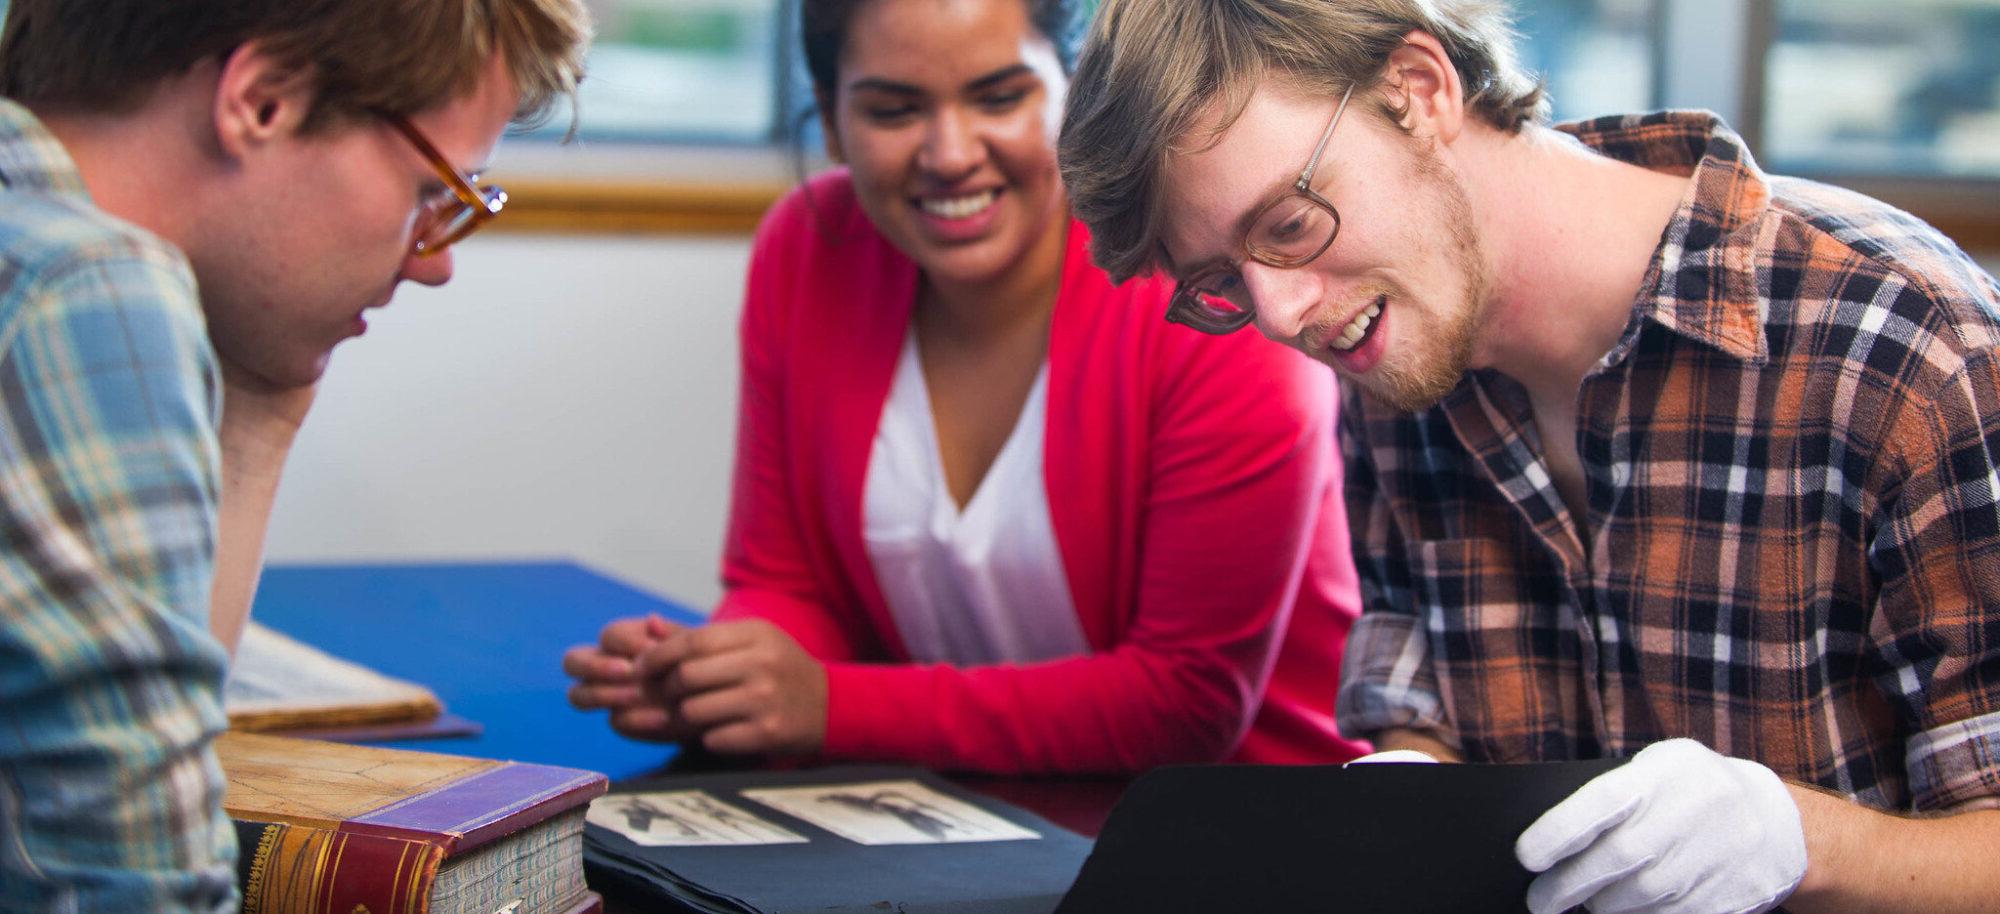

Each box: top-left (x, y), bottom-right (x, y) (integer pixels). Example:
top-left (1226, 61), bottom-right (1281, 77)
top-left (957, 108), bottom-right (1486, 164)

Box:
top-left (1345, 139), bottom-right (1491, 413)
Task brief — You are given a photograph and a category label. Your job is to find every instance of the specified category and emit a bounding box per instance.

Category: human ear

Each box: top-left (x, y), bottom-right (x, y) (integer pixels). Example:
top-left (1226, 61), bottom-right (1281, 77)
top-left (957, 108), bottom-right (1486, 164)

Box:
top-left (211, 40), bottom-right (316, 160)
top-left (1380, 29), bottom-right (1466, 146)
top-left (815, 88), bottom-right (845, 164)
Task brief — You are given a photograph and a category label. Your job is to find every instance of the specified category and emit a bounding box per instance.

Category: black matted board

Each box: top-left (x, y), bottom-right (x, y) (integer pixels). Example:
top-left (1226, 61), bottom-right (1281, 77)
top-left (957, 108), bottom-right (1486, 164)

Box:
top-left (1056, 758), bottom-right (1625, 914)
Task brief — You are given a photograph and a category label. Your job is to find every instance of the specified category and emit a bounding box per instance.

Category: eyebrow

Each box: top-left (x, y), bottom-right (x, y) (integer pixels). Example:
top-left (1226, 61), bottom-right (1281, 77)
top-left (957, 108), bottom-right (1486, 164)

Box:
top-left (844, 63), bottom-right (1037, 98)
top-left (1228, 171), bottom-right (1304, 242)
top-left (1163, 168), bottom-right (1300, 273)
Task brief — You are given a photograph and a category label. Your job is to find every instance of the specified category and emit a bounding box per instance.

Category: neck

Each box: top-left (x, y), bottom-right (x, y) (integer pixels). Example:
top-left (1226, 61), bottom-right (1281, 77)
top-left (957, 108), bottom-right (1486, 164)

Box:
top-left (1459, 122), bottom-right (1691, 405)
top-left (33, 84), bottom-right (214, 256)
top-left (916, 219), bottom-right (1070, 343)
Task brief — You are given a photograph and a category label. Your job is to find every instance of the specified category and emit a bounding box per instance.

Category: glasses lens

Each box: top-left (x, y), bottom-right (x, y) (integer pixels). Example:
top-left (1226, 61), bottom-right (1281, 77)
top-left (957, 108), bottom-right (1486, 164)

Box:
top-left (1248, 193), bottom-right (1337, 267)
top-left (412, 185), bottom-right (504, 256)
top-left (1168, 268), bottom-right (1256, 333)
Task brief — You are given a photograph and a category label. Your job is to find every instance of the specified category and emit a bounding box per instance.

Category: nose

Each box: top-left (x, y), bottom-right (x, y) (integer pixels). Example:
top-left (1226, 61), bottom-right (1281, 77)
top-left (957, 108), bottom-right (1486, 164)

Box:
top-left (400, 247), bottom-right (454, 288)
top-left (1239, 260), bottom-right (1319, 342)
top-left (917, 107), bottom-right (984, 180)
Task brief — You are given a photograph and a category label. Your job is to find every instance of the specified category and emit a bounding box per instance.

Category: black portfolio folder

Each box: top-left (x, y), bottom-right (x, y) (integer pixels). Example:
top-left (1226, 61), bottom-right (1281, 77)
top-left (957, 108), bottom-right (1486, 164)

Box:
top-left (1056, 757), bottom-right (1625, 914)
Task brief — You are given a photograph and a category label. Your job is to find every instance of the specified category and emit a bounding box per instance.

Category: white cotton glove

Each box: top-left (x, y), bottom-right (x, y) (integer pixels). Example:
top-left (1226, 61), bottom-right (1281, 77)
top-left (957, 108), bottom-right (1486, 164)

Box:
top-left (1342, 749), bottom-right (1441, 766)
top-left (1515, 738), bottom-right (1806, 914)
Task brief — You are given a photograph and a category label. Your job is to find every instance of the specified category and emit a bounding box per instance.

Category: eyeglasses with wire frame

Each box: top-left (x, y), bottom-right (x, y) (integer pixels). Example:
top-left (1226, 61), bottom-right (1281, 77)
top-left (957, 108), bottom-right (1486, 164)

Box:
top-left (1165, 84), bottom-right (1355, 334)
top-left (383, 114), bottom-right (507, 257)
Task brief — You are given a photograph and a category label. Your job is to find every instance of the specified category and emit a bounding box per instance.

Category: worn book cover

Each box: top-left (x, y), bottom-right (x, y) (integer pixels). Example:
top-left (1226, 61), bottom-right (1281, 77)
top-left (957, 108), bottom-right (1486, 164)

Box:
top-left (224, 619), bottom-right (446, 733)
top-left (219, 731), bottom-right (609, 914)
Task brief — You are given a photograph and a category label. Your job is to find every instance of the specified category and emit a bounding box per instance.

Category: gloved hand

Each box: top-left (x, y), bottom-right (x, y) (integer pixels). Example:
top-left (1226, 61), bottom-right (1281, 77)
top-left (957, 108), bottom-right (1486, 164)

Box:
top-left (1515, 738), bottom-right (1806, 914)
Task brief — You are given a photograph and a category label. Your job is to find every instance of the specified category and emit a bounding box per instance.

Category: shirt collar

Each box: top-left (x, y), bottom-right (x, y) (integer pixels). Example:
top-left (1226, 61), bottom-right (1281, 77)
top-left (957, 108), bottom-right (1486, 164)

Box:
top-left (0, 98), bottom-right (92, 199)
top-left (1558, 110), bottom-right (1771, 364)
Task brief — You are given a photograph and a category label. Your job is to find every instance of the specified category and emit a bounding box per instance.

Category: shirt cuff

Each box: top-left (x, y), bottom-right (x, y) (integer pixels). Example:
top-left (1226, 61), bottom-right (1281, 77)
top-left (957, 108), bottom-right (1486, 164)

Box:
top-left (1905, 708), bottom-right (2000, 812)
top-left (1333, 611), bottom-right (1453, 744)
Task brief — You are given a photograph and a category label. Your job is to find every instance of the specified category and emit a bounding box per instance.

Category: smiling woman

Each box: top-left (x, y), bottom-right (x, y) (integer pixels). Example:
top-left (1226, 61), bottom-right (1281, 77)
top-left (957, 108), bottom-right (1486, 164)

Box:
top-left (559, 0), bottom-right (1373, 776)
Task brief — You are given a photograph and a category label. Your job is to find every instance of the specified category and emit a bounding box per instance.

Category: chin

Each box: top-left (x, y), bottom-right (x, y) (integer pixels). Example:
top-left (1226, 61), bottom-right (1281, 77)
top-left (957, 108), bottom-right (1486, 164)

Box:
top-left (918, 245), bottom-right (1023, 290)
top-left (256, 348), bottom-right (336, 391)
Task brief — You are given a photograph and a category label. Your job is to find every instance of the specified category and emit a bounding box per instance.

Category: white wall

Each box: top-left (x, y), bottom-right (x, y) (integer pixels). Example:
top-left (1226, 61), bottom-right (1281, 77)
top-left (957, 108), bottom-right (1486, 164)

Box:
top-left (262, 232), bottom-right (749, 608)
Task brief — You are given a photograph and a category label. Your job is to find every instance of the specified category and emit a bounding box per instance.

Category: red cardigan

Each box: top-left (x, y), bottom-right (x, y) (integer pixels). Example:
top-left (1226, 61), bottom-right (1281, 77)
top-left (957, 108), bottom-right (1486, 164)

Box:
top-left (714, 172), bottom-right (1367, 773)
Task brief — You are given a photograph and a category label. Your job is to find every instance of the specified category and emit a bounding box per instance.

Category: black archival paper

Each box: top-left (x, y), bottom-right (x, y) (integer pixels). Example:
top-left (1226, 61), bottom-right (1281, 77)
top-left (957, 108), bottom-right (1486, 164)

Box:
top-left (583, 765), bottom-right (1094, 914)
top-left (1056, 757), bottom-right (1627, 914)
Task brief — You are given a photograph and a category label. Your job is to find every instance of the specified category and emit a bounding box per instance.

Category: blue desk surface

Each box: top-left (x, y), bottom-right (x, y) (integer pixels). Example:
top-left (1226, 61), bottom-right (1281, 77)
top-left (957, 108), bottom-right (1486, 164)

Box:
top-left (250, 560), bottom-right (704, 779)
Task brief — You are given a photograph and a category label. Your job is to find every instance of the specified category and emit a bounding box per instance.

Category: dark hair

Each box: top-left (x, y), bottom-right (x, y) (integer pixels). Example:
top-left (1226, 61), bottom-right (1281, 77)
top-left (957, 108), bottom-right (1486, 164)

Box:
top-left (0, 0), bottom-right (591, 131)
top-left (799, 0), bottom-right (1086, 100)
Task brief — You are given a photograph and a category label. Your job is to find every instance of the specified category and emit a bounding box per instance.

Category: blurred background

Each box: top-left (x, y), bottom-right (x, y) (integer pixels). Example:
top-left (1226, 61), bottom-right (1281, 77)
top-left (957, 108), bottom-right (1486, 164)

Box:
top-left (28, 0), bottom-right (1999, 606)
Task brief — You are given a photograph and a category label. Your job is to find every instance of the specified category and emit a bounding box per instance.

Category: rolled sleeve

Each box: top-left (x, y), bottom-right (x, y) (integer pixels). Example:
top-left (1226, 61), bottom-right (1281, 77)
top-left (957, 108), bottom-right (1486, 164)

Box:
top-left (1334, 402), bottom-right (1455, 745)
top-left (1905, 709), bottom-right (2000, 811)
top-left (1335, 611), bottom-right (1452, 742)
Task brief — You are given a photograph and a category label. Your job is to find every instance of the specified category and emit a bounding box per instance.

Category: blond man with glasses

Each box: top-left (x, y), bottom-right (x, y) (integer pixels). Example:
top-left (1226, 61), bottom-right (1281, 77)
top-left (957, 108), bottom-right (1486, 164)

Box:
top-left (0, 2), bottom-right (589, 910)
top-left (1062, 0), bottom-right (2000, 912)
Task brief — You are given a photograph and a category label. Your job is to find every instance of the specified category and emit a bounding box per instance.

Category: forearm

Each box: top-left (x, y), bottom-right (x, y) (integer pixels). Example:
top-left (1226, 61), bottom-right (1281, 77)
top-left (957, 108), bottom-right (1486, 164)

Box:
top-left (206, 374), bottom-right (311, 655)
top-left (1785, 785), bottom-right (2000, 913)
top-left (823, 651), bottom-right (1253, 774)
top-left (207, 448), bottom-right (286, 655)
top-left (712, 588), bottom-right (865, 662)
top-left (1371, 727), bottom-right (1465, 762)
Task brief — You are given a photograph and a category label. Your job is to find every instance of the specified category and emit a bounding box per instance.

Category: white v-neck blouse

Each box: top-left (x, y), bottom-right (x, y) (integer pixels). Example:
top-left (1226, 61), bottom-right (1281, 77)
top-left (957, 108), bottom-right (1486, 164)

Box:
top-left (860, 333), bottom-right (1089, 666)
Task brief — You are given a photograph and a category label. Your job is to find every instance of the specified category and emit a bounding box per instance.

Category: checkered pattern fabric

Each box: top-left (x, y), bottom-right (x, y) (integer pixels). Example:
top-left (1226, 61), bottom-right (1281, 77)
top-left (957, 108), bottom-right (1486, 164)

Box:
top-left (1335, 110), bottom-right (2000, 814)
top-left (0, 99), bottom-right (236, 911)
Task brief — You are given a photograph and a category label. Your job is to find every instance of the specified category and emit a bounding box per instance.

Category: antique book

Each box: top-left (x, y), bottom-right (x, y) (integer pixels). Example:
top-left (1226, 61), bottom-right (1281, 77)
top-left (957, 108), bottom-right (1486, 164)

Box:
top-left (225, 619), bottom-right (446, 733)
top-left (583, 764), bottom-right (1094, 914)
top-left (218, 731), bottom-right (609, 914)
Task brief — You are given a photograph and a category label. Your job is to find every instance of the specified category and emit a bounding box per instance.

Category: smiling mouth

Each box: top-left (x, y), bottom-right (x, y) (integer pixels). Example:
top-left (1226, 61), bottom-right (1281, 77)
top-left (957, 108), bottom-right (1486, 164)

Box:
top-left (1329, 295), bottom-right (1386, 351)
top-left (918, 189), bottom-right (997, 219)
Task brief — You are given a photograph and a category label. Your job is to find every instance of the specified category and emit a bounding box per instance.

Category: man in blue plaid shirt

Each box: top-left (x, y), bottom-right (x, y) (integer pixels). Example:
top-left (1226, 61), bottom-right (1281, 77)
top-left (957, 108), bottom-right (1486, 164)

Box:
top-left (0, 2), bottom-right (588, 910)
top-left (1063, 0), bottom-right (2000, 912)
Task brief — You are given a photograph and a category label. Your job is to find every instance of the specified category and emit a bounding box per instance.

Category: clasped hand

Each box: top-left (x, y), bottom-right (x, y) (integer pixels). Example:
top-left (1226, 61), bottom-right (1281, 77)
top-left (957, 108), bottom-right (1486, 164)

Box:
top-left (562, 615), bottom-right (828, 756)
top-left (1516, 738), bottom-right (1806, 914)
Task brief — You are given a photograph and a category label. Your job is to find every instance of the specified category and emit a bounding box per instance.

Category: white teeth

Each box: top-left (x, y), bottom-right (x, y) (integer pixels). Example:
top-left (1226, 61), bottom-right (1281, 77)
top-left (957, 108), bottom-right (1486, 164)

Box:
top-left (1330, 300), bottom-right (1384, 351)
top-left (920, 190), bottom-right (996, 219)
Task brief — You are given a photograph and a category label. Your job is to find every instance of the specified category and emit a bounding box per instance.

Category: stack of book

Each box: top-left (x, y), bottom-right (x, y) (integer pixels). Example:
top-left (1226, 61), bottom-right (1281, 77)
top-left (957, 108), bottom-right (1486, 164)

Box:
top-left (224, 619), bottom-right (465, 738)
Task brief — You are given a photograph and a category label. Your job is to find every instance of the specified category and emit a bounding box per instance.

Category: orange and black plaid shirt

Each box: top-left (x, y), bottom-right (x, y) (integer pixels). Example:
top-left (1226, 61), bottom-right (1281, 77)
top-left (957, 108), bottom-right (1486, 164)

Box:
top-left (1334, 111), bottom-right (2000, 813)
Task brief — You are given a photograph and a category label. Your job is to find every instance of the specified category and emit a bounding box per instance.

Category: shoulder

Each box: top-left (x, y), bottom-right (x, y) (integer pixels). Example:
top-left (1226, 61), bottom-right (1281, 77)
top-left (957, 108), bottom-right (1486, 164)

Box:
top-left (0, 193), bottom-right (202, 356)
top-left (1761, 177), bottom-right (2000, 377)
top-left (750, 169), bottom-right (877, 259)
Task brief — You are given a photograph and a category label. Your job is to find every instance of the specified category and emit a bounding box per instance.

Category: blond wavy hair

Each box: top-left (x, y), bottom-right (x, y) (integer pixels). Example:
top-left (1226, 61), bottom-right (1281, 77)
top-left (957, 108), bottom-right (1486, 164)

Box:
top-left (1059, 0), bottom-right (1545, 283)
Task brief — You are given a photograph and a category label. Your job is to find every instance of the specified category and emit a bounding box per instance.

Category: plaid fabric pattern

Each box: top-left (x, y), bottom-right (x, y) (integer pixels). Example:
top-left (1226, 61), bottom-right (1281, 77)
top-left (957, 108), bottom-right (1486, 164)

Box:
top-left (1335, 110), bottom-right (2000, 814)
top-left (0, 100), bottom-right (236, 911)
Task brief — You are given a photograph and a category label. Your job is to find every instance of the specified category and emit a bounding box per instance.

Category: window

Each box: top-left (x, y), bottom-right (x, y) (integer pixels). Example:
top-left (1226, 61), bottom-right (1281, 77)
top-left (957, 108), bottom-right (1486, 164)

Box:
top-left (1515, 0), bottom-right (1657, 121)
top-left (1764, 0), bottom-right (2000, 180)
top-left (537, 0), bottom-right (788, 144)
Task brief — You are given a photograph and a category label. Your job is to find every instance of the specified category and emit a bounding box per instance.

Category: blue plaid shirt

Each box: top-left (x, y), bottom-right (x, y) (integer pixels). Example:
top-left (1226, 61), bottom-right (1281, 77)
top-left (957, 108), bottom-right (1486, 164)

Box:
top-left (0, 99), bottom-right (236, 911)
